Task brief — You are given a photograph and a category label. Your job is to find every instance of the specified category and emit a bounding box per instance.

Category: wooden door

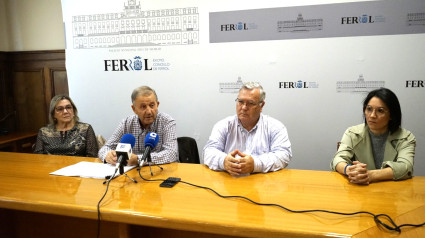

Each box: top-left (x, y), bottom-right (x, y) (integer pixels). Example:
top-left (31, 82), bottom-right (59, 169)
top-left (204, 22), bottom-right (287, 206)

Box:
top-left (0, 50), bottom-right (67, 135)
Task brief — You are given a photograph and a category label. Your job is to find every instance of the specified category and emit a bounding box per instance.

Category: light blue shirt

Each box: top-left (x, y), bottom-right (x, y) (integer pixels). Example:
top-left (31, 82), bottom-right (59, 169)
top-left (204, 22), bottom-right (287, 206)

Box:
top-left (203, 114), bottom-right (292, 173)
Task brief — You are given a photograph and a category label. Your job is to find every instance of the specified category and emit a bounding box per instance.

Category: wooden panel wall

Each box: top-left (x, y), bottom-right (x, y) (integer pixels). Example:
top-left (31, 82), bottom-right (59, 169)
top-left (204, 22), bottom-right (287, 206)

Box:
top-left (0, 50), bottom-right (67, 134)
top-left (0, 52), bottom-right (15, 134)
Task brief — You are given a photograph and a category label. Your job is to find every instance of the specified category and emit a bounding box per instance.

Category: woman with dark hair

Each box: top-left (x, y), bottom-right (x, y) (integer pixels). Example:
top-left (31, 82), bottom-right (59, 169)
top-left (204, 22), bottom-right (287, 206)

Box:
top-left (34, 95), bottom-right (99, 157)
top-left (331, 88), bottom-right (416, 184)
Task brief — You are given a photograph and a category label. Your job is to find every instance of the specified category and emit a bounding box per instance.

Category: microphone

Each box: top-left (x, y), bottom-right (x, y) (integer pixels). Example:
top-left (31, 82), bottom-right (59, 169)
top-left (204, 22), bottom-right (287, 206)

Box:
top-left (115, 133), bottom-right (136, 174)
top-left (140, 132), bottom-right (159, 166)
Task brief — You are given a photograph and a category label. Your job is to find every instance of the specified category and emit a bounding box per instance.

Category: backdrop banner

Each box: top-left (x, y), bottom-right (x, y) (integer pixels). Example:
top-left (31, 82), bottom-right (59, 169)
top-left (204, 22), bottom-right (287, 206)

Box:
top-left (210, 0), bottom-right (425, 43)
top-left (61, 0), bottom-right (425, 175)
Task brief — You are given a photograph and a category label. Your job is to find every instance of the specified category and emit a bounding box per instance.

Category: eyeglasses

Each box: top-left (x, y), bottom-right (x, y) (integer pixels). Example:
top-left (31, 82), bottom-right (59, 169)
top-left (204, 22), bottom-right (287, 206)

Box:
top-left (235, 98), bottom-right (261, 108)
top-left (365, 106), bottom-right (387, 117)
top-left (55, 105), bottom-right (73, 113)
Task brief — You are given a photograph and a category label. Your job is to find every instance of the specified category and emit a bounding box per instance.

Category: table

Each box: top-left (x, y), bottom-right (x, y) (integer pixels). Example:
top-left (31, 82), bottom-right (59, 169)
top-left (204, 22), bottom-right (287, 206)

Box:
top-left (0, 132), bottom-right (37, 152)
top-left (0, 152), bottom-right (424, 238)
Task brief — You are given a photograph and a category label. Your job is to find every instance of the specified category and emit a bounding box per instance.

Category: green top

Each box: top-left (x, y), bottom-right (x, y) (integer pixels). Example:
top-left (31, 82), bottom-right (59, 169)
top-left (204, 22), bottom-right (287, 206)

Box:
top-left (331, 124), bottom-right (416, 180)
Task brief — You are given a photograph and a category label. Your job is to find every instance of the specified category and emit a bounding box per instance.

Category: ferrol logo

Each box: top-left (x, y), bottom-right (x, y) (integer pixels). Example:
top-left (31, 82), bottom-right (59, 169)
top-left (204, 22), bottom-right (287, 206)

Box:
top-left (341, 14), bottom-right (385, 24)
top-left (279, 80), bottom-right (319, 89)
top-left (104, 56), bottom-right (152, 71)
top-left (221, 22), bottom-right (249, 31)
top-left (406, 80), bottom-right (424, 88)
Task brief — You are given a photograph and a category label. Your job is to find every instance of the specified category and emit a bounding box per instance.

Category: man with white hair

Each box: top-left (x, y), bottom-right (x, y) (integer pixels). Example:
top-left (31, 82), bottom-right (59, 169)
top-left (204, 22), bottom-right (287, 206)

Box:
top-left (203, 82), bottom-right (292, 176)
top-left (99, 86), bottom-right (178, 166)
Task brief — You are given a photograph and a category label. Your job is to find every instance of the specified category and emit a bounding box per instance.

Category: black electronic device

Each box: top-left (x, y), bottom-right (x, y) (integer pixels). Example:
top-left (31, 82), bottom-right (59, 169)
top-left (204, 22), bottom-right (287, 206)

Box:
top-left (159, 177), bottom-right (181, 188)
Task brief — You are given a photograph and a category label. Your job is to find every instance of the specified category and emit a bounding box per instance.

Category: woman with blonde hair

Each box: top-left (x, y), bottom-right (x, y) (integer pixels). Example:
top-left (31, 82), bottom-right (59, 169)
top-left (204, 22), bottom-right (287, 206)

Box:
top-left (34, 94), bottom-right (98, 157)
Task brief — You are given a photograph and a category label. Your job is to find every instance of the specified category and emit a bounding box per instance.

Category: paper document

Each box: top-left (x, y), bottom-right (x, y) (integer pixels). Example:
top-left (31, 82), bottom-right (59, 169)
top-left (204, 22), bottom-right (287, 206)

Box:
top-left (50, 161), bottom-right (136, 179)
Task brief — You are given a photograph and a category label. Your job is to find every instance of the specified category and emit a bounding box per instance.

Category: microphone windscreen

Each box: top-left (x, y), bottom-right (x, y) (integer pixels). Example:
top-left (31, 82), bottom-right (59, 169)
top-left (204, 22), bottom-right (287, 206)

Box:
top-left (120, 133), bottom-right (136, 148)
top-left (144, 132), bottom-right (159, 148)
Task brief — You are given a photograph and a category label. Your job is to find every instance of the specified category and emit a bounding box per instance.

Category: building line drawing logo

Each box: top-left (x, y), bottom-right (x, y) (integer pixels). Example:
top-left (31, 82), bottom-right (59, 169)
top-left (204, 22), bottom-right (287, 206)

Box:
top-left (336, 74), bottom-right (384, 93)
top-left (407, 12), bottom-right (425, 26)
top-left (277, 13), bottom-right (323, 33)
top-left (219, 77), bottom-right (244, 93)
top-left (71, 0), bottom-right (199, 49)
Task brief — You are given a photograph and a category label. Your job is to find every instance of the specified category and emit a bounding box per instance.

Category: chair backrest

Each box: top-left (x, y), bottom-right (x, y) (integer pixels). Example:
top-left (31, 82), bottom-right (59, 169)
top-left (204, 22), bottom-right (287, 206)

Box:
top-left (177, 137), bottom-right (200, 164)
top-left (97, 135), bottom-right (106, 149)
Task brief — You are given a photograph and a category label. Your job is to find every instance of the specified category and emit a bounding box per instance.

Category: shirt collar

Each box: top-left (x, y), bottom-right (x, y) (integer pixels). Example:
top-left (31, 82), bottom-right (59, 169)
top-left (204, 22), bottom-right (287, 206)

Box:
top-left (237, 114), bottom-right (262, 133)
top-left (138, 114), bottom-right (158, 133)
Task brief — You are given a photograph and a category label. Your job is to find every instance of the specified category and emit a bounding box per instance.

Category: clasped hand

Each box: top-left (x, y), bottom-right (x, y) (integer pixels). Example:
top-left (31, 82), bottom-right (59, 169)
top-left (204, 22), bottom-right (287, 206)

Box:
top-left (223, 150), bottom-right (254, 176)
top-left (346, 161), bottom-right (370, 185)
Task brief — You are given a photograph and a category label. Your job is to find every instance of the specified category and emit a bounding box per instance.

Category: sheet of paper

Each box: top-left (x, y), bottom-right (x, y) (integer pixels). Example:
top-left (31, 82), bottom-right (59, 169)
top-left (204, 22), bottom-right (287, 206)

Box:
top-left (50, 161), bottom-right (136, 179)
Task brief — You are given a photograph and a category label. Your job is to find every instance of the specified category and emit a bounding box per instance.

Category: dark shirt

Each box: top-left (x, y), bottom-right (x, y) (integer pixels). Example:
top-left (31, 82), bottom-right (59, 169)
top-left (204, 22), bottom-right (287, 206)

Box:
top-left (34, 122), bottom-right (99, 157)
top-left (369, 130), bottom-right (389, 169)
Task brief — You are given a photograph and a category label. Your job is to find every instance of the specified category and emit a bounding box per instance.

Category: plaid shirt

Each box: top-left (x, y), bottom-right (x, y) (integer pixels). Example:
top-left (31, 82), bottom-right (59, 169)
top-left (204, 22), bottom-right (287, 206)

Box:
top-left (98, 112), bottom-right (178, 164)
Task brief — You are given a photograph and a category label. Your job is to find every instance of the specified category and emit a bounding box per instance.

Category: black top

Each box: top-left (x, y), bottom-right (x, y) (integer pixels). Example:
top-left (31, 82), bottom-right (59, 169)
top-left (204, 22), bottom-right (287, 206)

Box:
top-left (34, 122), bottom-right (99, 157)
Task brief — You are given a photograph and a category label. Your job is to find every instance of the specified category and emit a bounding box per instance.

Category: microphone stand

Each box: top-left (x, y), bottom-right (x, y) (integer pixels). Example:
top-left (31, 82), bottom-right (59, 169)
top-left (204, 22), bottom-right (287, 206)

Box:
top-left (118, 158), bottom-right (137, 183)
top-left (122, 171), bottom-right (138, 183)
top-left (145, 152), bottom-right (163, 176)
top-left (103, 168), bottom-right (137, 184)
top-left (103, 155), bottom-right (137, 184)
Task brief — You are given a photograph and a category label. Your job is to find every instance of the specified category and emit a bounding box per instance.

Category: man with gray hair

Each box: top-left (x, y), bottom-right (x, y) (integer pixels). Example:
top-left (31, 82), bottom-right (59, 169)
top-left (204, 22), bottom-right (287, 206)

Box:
top-left (203, 82), bottom-right (292, 176)
top-left (99, 86), bottom-right (178, 166)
